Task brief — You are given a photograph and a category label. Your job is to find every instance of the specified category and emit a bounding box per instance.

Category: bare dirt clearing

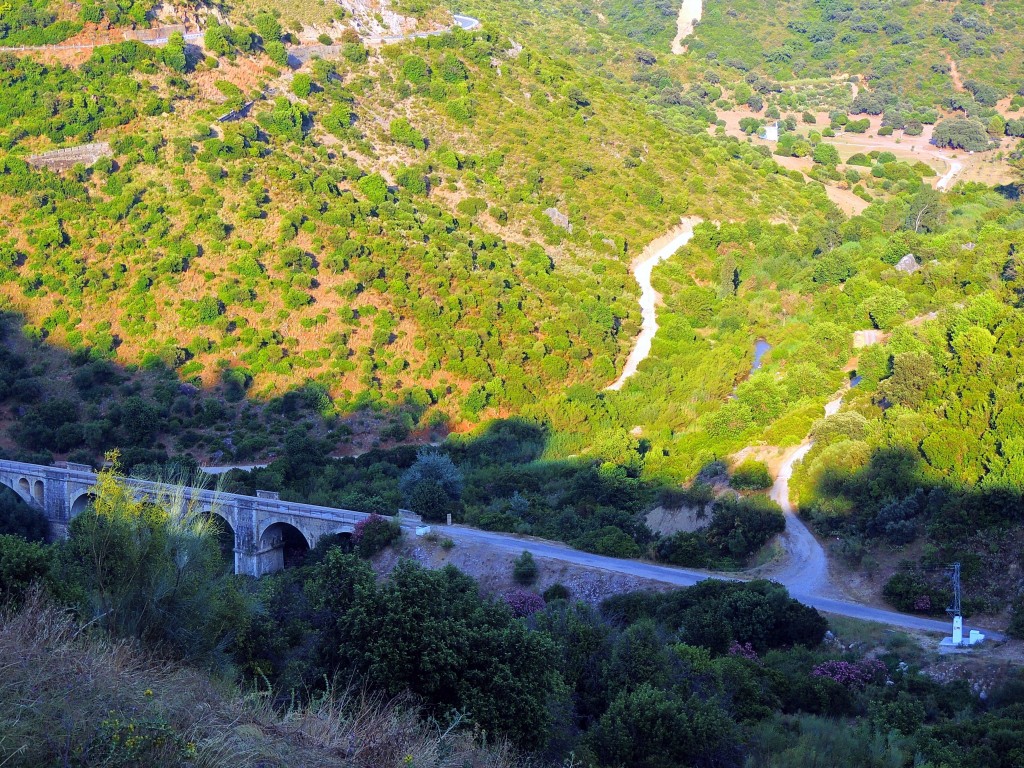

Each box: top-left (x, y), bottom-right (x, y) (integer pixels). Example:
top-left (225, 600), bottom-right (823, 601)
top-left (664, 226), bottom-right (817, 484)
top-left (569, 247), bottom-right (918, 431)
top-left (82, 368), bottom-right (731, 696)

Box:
top-left (715, 107), bottom-right (1019, 211)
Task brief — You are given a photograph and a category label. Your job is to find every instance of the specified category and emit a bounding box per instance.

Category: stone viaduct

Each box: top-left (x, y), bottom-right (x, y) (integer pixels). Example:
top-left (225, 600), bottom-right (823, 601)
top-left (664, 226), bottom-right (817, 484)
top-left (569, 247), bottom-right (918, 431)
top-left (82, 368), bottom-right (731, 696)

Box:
top-left (0, 459), bottom-right (374, 576)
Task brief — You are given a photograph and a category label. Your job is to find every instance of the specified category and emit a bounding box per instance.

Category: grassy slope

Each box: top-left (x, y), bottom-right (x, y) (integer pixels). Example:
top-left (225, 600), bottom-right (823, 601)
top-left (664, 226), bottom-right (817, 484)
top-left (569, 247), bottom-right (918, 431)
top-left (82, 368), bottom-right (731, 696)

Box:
top-left (1, 595), bottom-right (518, 767)
top-left (687, 0), bottom-right (1024, 107)
top-left (0, 17), bottom-right (827, 462)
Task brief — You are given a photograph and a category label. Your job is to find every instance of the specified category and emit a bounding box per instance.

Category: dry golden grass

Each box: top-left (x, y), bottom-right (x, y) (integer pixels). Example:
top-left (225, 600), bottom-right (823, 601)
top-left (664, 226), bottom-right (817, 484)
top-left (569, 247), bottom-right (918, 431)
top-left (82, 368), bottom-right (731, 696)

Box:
top-left (224, 0), bottom-right (341, 29)
top-left (0, 592), bottom-right (530, 768)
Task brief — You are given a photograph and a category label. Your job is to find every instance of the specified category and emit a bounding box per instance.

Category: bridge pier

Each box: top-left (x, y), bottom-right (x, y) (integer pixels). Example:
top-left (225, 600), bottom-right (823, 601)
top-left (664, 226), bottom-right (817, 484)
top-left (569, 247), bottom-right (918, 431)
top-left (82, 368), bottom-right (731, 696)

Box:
top-left (230, 497), bottom-right (262, 577)
top-left (250, 543), bottom-right (286, 576)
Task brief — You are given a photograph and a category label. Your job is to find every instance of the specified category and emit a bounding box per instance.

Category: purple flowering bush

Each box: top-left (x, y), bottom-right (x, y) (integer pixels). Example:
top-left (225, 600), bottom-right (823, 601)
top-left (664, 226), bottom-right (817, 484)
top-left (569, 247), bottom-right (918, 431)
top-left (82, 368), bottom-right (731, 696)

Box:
top-left (503, 588), bottom-right (545, 618)
top-left (812, 659), bottom-right (887, 689)
top-left (352, 514), bottom-right (401, 558)
top-left (728, 641), bottom-right (759, 662)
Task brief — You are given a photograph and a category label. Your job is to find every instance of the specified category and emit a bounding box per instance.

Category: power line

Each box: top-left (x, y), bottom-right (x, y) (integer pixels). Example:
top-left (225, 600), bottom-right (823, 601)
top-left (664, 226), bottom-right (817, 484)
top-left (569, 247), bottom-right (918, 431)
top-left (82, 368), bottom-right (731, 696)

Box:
top-left (946, 561), bottom-right (961, 617)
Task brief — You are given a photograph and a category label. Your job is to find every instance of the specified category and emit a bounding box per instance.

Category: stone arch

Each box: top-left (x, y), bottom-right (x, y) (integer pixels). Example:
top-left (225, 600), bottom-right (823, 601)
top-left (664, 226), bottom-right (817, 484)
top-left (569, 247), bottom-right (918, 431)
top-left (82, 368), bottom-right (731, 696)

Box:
top-left (200, 508), bottom-right (237, 566)
top-left (322, 524), bottom-right (356, 544)
top-left (70, 491), bottom-right (98, 518)
top-left (0, 476), bottom-right (32, 505)
top-left (311, 524), bottom-right (356, 555)
top-left (259, 520), bottom-right (310, 570)
top-left (33, 480), bottom-right (44, 504)
top-left (0, 482), bottom-right (39, 516)
top-left (18, 477), bottom-right (30, 500)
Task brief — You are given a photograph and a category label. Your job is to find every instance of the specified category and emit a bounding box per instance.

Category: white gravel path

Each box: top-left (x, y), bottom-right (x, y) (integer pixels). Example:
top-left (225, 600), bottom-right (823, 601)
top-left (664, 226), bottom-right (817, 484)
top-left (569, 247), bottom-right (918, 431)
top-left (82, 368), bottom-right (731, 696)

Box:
top-left (606, 218), bottom-right (701, 391)
top-left (671, 0), bottom-right (703, 54)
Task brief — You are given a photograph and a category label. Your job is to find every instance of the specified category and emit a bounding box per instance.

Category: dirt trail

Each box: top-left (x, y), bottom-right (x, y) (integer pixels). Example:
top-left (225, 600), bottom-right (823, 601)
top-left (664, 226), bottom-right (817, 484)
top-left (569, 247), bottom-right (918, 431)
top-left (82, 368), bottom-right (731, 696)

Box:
top-left (671, 0), bottom-right (703, 54)
top-left (756, 309), bottom-right (944, 596)
top-left (606, 217), bottom-right (702, 391)
top-left (934, 156), bottom-right (963, 190)
top-left (757, 391), bottom-right (845, 598)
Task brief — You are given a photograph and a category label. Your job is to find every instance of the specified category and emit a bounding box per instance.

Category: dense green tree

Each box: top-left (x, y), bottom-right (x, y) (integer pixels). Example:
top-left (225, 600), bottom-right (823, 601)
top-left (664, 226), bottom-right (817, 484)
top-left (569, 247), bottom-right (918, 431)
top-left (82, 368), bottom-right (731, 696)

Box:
top-left (161, 32), bottom-right (188, 72)
top-left (860, 286), bottom-right (910, 330)
top-left (204, 24), bottom-right (234, 56)
top-left (513, 549), bottom-right (538, 584)
top-left (0, 488), bottom-right (49, 541)
top-left (877, 352), bottom-right (936, 409)
top-left (401, 55), bottom-right (431, 84)
top-left (903, 186), bottom-right (946, 233)
top-left (590, 683), bottom-right (740, 768)
top-left (399, 449), bottom-right (463, 521)
top-left (265, 40), bottom-right (287, 65)
top-left (357, 173), bottom-right (389, 205)
top-left (291, 73), bottom-right (313, 99)
top-left (811, 142), bottom-right (840, 166)
top-left (932, 118), bottom-right (991, 151)
top-left (254, 12), bottom-right (282, 42)
top-left (0, 533), bottom-right (52, 606)
top-left (307, 554), bottom-right (560, 747)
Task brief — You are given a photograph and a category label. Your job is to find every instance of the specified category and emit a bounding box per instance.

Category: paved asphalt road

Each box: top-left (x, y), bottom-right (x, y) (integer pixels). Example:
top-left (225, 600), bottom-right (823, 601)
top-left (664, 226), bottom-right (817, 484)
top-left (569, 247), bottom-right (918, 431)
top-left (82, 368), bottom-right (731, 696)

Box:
top-left (427, 523), bottom-right (1001, 640)
top-left (453, 14), bottom-right (480, 30)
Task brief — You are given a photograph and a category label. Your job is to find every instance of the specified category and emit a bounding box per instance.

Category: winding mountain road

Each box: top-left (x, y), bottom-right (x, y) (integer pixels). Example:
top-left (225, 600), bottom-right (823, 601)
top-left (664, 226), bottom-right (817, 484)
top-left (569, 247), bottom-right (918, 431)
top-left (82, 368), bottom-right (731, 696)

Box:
top-left (366, 13), bottom-right (479, 44)
top-left (435, 521), bottom-right (986, 637)
top-left (460, 293), bottom-right (996, 637)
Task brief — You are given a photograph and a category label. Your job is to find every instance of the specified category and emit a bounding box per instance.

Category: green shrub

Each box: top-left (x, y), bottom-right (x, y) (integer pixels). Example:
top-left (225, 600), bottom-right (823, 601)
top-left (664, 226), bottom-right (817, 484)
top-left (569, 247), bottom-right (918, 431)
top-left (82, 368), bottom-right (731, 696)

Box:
top-left (265, 41), bottom-right (287, 66)
top-left (401, 55), bottom-right (431, 84)
top-left (1009, 596), bottom-right (1024, 639)
top-left (812, 143), bottom-right (840, 166)
top-left (882, 571), bottom-right (947, 614)
top-left (58, 467), bottom-right (244, 663)
top-left (0, 489), bottom-right (49, 541)
top-left (573, 526), bottom-right (641, 558)
top-left (353, 514), bottom-right (402, 557)
top-left (390, 117), bottom-right (426, 149)
top-left (731, 460), bottom-right (772, 490)
top-left (656, 531), bottom-right (708, 567)
top-left (292, 73), bottom-right (313, 99)
top-left (0, 535), bottom-right (52, 607)
top-left (513, 550), bottom-right (538, 585)
top-left (342, 41), bottom-right (367, 63)
top-left (357, 173), bottom-right (389, 205)
top-left (543, 583), bottom-right (570, 602)
top-left (456, 197), bottom-right (488, 217)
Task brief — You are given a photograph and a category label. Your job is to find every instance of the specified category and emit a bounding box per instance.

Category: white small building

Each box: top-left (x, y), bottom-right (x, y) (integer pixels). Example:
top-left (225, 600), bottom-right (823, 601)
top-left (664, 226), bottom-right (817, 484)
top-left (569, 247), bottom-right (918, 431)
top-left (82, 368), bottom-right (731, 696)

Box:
top-left (760, 121), bottom-right (780, 142)
top-left (940, 615), bottom-right (985, 649)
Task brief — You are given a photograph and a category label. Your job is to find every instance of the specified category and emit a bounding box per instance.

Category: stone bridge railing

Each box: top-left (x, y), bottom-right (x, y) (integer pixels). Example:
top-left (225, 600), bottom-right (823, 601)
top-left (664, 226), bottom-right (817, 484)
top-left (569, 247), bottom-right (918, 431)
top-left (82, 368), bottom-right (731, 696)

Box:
top-left (0, 29), bottom-right (201, 52)
top-left (27, 142), bottom-right (112, 171)
top-left (0, 459), bottom-right (381, 576)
